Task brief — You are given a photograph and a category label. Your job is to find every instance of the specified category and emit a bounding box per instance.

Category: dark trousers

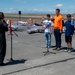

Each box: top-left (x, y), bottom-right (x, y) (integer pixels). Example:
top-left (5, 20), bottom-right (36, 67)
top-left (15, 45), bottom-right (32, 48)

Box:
top-left (54, 29), bottom-right (61, 48)
top-left (0, 35), bottom-right (6, 63)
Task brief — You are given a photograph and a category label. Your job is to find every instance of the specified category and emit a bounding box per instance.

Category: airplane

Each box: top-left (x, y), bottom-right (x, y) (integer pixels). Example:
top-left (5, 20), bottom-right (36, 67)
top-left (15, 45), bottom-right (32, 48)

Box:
top-left (18, 20), bottom-right (28, 25)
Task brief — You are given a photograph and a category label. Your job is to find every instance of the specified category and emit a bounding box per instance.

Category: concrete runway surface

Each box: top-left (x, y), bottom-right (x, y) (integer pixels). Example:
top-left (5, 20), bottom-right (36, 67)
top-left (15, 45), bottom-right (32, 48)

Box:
top-left (0, 26), bottom-right (75, 75)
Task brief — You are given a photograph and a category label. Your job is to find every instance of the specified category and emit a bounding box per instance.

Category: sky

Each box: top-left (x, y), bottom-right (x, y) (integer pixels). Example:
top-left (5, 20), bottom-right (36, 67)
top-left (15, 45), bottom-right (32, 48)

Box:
top-left (0, 0), bottom-right (75, 14)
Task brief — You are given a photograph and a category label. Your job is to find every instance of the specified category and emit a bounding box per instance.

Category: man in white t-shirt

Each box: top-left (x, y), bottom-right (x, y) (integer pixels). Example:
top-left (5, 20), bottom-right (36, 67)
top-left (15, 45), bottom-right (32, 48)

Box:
top-left (42, 14), bottom-right (54, 51)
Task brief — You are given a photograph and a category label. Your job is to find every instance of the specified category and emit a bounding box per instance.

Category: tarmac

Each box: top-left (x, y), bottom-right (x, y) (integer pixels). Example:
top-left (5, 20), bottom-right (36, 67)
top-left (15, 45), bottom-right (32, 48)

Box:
top-left (0, 26), bottom-right (75, 75)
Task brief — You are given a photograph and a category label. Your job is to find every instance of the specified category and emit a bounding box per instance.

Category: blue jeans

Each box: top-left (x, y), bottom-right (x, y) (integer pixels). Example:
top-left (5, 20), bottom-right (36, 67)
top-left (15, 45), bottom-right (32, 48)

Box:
top-left (54, 29), bottom-right (61, 48)
top-left (44, 32), bottom-right (51, 48)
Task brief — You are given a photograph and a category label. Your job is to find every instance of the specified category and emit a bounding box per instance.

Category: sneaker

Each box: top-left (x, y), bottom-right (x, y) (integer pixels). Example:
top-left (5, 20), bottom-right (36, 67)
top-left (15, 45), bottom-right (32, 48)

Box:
top-left (44, 46), bottom-right (49, 48)
top-left (64, 50), bottom-right (68, 52)
top-left (68, 48), bottom-right (73, 53)
top-left (64, 48), bottom-right (69, 52)
top-left (48, 46), bottom-right (51, 48)
top-left (68, 50), bottom-right (72, 53)
top-left (45, 46), bottom-right (49, 48)
top-left (57, 48), bottom-right (61, 51)
top-left (53, 47), bottom-right (57, 50)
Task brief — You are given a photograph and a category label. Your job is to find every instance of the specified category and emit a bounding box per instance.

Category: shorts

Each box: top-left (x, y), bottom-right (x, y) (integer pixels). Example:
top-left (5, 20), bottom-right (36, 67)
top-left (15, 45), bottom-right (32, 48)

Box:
top-left (65, 36), bottom-right (72, 43)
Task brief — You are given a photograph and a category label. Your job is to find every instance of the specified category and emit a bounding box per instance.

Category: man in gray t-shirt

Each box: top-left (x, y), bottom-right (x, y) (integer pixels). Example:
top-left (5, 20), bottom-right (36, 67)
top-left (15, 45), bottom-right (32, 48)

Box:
top-left (42, 14), bottom-right (54, 51)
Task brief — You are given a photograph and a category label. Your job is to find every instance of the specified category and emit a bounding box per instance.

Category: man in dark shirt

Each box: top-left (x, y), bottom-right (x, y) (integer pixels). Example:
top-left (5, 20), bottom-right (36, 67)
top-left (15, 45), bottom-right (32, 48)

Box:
top-left (0, 12), bottom-right (8, 66)
top-left (65, 14), bottom-right (74, 52)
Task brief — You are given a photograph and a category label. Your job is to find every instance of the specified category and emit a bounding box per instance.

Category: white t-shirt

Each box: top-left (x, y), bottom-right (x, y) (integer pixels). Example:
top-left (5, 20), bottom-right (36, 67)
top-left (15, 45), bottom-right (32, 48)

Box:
top-left (43, 20), bottom-right (54, 33)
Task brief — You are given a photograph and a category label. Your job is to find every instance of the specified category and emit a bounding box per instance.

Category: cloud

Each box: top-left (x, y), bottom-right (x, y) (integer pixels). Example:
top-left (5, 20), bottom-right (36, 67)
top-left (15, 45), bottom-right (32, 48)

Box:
top-left (33, 9), bottom-right (38, 11)
top-left (56, 4), bottom-right (63, 8)
top-left (4, 8), bottom-right (17, 13)
top-left (33, 9), bottom-right (44, 12)
top-left (48, 9), bottom-right (55, 12)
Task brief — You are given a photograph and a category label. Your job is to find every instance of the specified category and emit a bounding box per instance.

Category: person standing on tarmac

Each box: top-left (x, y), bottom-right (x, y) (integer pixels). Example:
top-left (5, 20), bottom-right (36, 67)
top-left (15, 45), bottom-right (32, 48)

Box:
top-left (53, 9), bottom-right (63, 51)
top-left (0, 12), bottom-right (8, 66)
top-left (42, 14), bottom-right (54, 52)
top-left (64, 14), bottom-right (74, 53)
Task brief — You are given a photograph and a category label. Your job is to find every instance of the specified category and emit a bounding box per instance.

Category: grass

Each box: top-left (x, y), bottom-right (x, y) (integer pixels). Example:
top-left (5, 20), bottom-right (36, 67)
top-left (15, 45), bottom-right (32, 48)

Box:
top-left (4, 14), bottom-right (75, 23)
